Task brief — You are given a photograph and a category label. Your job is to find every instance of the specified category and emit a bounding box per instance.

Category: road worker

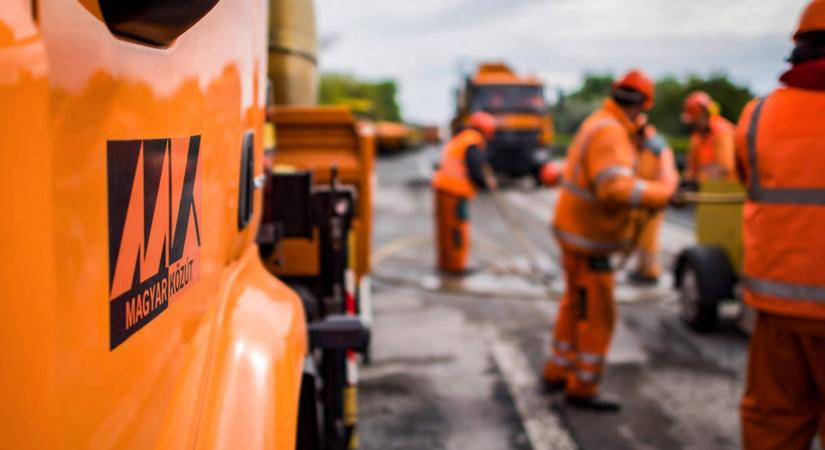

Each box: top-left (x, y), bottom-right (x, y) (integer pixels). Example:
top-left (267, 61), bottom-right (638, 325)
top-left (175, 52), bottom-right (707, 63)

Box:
top-left (543, 70), bottom-right (677, 411)
top-left (737, 1), bottom-right (825, 447)
top-left (629, 121), bottom-right (679, 285)
top-left (432, 111), bottom-right (497, 273)
top-left (682, 91), bottom-right (736, 182)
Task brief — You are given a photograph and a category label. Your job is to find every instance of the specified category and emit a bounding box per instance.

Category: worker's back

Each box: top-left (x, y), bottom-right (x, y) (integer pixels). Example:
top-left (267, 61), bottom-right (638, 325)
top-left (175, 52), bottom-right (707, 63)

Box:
top-left (432, 129), bottom-right (485, 198)
top-left (736, 86), bottom-right (825, 320)
top-left (553, 100), bottom-right (637, 254)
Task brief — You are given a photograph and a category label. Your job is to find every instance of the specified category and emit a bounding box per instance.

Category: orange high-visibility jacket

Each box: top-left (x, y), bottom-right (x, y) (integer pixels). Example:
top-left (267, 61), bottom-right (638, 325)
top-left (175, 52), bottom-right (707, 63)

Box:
top-left (432, 129), bottom-right (485, 197)
top-left (686, 115), bottom-right (736, 181)
top-left (735, 88), bottom-right (825, 321)
top-left (552, 99), bottom-right (673, 255)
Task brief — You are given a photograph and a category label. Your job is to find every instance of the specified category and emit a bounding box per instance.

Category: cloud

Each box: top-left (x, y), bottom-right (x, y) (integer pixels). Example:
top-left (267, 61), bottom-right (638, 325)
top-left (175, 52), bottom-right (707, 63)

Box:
top-left (316, 0), bottom-right (807, 123)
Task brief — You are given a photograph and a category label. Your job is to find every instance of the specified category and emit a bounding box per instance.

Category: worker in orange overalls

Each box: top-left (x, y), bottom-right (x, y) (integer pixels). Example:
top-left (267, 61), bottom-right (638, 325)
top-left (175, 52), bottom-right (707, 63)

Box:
top-left (543, 70), bottom-right (677, 411)
top-left (682, 91), bottom-right (736, 182)
top-left (629, 121), bottom-right (679, 285)
top-left (737, 1), bottom-right (825, 448)
top-left (432, 111), bottom-right (497, 273)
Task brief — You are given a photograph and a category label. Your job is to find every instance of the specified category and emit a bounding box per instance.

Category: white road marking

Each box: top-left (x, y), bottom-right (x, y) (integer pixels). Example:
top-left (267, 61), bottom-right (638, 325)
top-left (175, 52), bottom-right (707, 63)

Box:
top-left (485, 327), bottom-right (579, 450)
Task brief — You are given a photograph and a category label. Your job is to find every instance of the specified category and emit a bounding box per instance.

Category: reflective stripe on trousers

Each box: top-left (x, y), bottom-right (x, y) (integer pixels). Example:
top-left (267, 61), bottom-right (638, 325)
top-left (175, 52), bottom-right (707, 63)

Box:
top-left (553, 226), bottom-right (631, 252)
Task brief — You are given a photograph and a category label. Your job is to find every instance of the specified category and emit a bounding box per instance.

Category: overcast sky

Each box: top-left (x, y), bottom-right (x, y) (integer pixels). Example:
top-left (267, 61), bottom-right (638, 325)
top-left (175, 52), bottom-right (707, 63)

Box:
top-left (316, 0), bottom-right (807, 123)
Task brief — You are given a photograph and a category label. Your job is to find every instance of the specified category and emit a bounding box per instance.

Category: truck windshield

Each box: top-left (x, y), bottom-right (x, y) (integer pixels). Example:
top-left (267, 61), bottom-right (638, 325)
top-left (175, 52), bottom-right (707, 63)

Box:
top-left (470, 85), bottom-right (545, 114)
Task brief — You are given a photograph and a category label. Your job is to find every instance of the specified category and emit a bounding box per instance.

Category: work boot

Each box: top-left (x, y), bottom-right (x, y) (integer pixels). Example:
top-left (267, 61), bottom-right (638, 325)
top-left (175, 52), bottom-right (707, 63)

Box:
top-left (542, 378), bottom-right (566, 393)
top-left (627, 270), bottom-right (659, 286)
top-left (565, 394), bottom-right (622, 412)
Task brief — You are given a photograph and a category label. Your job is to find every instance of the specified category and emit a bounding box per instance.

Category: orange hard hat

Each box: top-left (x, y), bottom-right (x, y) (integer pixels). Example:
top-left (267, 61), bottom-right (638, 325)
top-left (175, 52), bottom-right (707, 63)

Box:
top-left (468, 111), bottom-right (497, 139)
top-left (614, 69), bottom-right (655, 110)
top-left (539, 161), bottom-right (564, 187)
top-left (795, 0), bottom-right (825, 38)
top-left (681, 91), bottom-right (713, 123)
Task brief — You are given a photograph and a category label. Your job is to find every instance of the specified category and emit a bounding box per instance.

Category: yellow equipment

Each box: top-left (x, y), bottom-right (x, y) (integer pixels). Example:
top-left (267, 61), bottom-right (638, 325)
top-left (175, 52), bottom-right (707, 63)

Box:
top-left (674, 180), bottom-right (745, 331)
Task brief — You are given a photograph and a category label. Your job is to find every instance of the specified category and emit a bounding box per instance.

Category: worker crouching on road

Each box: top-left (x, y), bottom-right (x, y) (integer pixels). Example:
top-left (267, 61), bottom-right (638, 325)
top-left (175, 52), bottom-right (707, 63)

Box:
top-left (629, 121), bottom-right (679, 285)
top-left (737, 1), bottom-right (825, 448)
top-left (543, 70), bottom-right (677, 412)
top-left (432, 111), bottom-right (497, 273)
top-left (682, 90), bottom-right (736, 182)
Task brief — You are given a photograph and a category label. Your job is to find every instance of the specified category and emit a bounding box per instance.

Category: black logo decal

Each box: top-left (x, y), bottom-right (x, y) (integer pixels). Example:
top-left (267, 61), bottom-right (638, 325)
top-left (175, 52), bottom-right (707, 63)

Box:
top-left (107, 136), bottom-right (202, 350)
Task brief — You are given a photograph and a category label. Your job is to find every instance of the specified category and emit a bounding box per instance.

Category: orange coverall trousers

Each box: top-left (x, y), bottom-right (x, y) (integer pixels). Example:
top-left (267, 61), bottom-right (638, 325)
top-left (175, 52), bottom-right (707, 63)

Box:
top-left (434, 189), bottom-right (470, 273)
top-left (544, 248), bottom-right (616, 397)
top-left (741, 312), bottom-right (825, 450)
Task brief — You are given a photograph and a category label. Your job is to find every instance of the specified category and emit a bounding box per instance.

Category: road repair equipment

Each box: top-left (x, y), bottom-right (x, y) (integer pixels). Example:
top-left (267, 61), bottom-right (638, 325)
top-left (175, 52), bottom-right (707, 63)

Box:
top-left (452, 62), bottom-right (555, 177)
top-left (261, 1), bottom-right (376, 446)
top-left (735, 6), bottom-right (825, 446)
top-left (432, 112), bottom-right (496, 273)
top-left (682, 91), bottom-right (737, 182)
top-left (544, 70), bottom-right (676, 411)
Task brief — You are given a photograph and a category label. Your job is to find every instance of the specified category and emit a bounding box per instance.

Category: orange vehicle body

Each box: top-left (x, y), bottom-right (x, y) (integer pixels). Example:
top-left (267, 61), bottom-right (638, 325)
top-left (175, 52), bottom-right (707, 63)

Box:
top-left (266, 106), bottom-right (375, 285)
top-left (374, 120), bottom-right (411, 153)
top-left (0, 1), bottom-right (307, 449)
top-left (451, 62), bottom-right (554, 176)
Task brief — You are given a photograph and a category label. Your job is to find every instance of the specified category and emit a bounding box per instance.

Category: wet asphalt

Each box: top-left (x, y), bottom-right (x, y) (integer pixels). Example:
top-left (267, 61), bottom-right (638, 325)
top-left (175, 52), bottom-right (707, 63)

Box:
top-left (359, 146), bottom-right (750, 450)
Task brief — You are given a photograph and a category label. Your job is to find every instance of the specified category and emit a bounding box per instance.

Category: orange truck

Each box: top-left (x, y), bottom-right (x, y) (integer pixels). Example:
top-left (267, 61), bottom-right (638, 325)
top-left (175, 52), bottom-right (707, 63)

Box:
top-left (451, 62), bottom-right (555, 177)
top-left (1, 1), bottom-right (365, 449)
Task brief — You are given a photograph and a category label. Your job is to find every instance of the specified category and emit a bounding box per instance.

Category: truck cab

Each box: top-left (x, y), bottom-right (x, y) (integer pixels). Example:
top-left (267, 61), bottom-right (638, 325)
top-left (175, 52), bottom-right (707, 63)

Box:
top-left (451, 63), bottom-right (554, 178)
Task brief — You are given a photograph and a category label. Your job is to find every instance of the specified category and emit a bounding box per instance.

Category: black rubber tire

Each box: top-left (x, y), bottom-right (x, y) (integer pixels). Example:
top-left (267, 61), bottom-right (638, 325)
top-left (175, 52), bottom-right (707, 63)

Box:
top-left (296, 356), bottom-right (325, 450)
top-left (674, 245), bottom-right (736, 333)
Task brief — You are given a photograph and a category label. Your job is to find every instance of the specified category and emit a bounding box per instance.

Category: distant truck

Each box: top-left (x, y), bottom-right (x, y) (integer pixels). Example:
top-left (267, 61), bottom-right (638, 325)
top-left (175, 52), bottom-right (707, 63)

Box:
top-left (451, 63), bottom-right (555, 178)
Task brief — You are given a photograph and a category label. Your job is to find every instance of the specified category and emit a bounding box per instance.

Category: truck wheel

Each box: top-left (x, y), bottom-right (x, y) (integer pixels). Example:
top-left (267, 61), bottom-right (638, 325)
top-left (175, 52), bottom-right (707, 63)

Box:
top-left (674, 246), bottom-right (736, 333)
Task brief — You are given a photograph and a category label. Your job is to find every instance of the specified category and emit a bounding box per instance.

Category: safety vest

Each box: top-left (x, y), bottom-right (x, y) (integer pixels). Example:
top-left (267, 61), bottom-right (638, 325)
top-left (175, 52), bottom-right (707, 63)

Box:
top-left (432, 129), bottom-right (484, 198)
top-left (552, 103), bottom-right (642, 255)
top-left (740, 88), bottom-right (825, 320)
top-left (688, 115), bottom-right (736, 181)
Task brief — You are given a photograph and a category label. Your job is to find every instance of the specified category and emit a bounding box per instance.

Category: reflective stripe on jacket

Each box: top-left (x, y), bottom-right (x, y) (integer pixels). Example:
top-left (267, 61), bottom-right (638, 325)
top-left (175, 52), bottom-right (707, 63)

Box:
top-left (432, 129), bottom-right (485, 197)
top-left (552, 99), bottom-right (672, 255)
top-left (735, 88), bottom-right (825, 320)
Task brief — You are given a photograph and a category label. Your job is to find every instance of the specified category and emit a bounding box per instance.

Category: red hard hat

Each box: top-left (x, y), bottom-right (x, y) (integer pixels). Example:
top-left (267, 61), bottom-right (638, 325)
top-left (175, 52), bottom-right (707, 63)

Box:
top-left (468, 111), bottom-right (497, 139)
top-left (681, 91), bottom-right (713, 123)
top-left (539, 161), bottom-right (564, 187)
top-left (796, 0), bottom-right (825, 39)
top-left (614, 69), bottom-right (655, 110)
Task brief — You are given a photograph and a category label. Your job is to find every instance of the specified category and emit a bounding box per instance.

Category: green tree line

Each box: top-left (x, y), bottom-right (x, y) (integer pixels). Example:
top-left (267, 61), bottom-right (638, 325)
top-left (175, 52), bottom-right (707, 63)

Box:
top-left (318, 73), bottom-right (402, 122)
top-left (552, 72), bottom-right (754, 152)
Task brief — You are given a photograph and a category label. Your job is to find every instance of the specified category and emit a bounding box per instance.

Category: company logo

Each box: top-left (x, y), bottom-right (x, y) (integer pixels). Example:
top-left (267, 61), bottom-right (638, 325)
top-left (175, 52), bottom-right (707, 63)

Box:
top-left (107, 136), bottom-right (202, 350)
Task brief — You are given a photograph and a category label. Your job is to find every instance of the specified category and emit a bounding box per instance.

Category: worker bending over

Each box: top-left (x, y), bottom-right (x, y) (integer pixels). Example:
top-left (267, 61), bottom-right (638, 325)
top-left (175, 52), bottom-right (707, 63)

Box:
top-left (682, 91), bottom-right (736, 182)
top-left (432, 112), bottom-right (496, 273)
top-left (737, 1), bottom-right (825, 448)
top-left (629, 122), bottom-right (679, 285)
top-left (543, 70), bottom-right (676, 411)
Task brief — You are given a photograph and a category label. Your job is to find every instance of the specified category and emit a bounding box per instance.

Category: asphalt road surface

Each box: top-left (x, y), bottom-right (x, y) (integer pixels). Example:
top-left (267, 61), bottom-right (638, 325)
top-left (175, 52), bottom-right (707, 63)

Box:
top-left (359, 146), bottom-right (750, 450)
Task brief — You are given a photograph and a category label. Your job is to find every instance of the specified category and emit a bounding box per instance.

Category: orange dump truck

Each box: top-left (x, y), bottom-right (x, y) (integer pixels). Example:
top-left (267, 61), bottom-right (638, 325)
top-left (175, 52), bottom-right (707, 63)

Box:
top-left (451, 62), bottom-right (554, 177)
top-left (375, 120), bottom-right (412, 153)
top-left (1, 1), bottom-right (366, 449)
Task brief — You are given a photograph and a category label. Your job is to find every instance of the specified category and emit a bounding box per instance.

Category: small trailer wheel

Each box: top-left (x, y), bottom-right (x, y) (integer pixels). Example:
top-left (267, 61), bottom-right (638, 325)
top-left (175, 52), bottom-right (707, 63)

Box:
top-left (674, 246), bottom-right (736, 333)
